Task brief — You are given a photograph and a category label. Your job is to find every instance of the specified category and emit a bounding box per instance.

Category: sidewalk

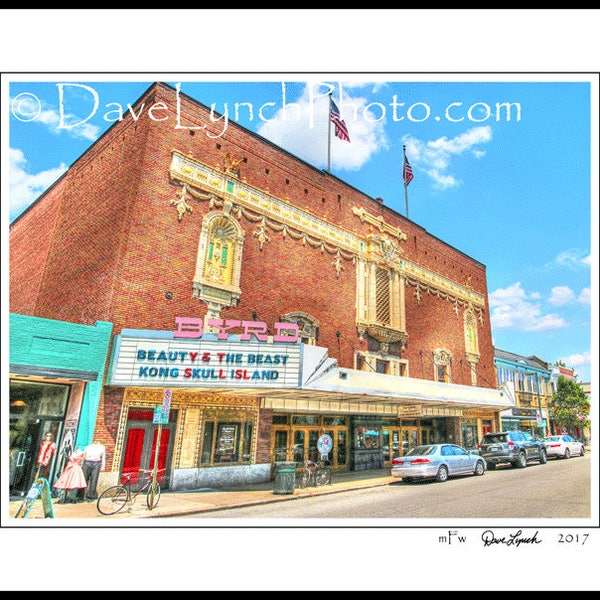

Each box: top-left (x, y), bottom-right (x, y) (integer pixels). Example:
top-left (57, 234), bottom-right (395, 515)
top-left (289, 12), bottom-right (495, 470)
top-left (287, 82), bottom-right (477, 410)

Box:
top-left (9, 468), bottom-right (394, 521)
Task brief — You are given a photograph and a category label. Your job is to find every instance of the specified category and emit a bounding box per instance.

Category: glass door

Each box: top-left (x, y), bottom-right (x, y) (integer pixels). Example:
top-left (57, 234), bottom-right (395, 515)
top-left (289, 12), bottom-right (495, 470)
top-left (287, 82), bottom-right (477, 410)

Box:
top-left (382, 428), bottom-right (401, 466)
top-left (401, 427), bottom-right (419, 456)
top-left (273, 429), bottom-right (289, 462)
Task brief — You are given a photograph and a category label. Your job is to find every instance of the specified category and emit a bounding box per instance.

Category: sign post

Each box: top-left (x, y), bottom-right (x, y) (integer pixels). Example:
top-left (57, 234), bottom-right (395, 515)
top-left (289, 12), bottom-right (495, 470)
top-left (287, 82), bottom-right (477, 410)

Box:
top-left (149, 389), bottom-right (171, 510)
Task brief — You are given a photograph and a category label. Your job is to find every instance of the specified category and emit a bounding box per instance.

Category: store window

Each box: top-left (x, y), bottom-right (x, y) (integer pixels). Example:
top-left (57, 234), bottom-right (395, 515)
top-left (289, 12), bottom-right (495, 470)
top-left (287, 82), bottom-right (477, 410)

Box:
top-left (200, 417), bottom-right (253, 465)
top-left (355, 427), bottom-right (380, 449)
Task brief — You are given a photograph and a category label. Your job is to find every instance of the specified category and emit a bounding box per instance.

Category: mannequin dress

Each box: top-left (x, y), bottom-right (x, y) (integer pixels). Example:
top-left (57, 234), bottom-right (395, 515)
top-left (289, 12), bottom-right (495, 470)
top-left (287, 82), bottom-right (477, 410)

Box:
top-left (53, 449), bottom-right (87, 503)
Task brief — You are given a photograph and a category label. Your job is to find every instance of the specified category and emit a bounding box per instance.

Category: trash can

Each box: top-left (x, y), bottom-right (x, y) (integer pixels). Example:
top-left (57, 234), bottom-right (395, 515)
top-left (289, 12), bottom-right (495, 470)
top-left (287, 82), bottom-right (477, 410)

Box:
top-left (273, 461), bottom-right (296, 495)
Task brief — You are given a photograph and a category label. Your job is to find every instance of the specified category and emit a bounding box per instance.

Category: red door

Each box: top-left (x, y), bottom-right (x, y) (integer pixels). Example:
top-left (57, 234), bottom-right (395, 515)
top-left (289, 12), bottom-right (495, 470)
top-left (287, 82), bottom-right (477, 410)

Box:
top-left (121, 409), bottom-right (175, 489)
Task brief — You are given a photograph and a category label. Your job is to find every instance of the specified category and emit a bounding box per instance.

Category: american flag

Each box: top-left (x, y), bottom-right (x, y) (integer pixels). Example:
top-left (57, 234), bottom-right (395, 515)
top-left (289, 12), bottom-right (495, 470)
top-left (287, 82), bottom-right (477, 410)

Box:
top-left (329, 97), bottom-right (350, 142)
top-left (403, 154), bottom-right (414, 186)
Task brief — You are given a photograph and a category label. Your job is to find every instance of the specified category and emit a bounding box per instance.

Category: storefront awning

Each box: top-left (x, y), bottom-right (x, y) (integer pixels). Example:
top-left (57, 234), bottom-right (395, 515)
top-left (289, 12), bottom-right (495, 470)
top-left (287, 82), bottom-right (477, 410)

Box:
top-left (300, 363), bottom-right (515, 411)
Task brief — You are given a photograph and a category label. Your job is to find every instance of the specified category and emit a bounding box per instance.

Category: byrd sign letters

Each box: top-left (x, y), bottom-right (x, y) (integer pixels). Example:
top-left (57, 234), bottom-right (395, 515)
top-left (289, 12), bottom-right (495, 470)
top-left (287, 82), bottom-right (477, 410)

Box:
top-left (109, 317), bottom-right (302, 388)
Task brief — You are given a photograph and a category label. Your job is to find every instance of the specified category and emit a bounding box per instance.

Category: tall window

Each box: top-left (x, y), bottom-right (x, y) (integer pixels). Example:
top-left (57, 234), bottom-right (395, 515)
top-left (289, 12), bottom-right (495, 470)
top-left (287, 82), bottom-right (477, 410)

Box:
top-left (356, 257), bottom-right (407, 353)
top-left (436, 364), bottom-right (449, 383)
top-left (375, 267), bottom-right (391, 325)
top-left (193, 212), bottom-right (245, 315)
top-left (433, 349), bottom-right (452, 383)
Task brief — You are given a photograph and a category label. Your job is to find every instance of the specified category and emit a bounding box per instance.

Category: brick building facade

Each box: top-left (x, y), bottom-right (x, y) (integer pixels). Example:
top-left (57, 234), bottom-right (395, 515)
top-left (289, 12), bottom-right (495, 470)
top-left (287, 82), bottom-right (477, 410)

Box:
top-left (9, 82), bottom-right (513, 492)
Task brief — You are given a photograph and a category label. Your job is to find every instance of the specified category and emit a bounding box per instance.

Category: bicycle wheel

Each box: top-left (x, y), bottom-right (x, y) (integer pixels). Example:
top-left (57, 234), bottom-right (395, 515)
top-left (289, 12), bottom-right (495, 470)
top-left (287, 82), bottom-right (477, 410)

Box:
top-left (146, 481), bottom-right (161, 510)
top-left (298, 470), bottom-right (311, 489)
top-left (315, 467), bottom-right (331, 486)
top-left (97, 485), bottom-right (128, 515)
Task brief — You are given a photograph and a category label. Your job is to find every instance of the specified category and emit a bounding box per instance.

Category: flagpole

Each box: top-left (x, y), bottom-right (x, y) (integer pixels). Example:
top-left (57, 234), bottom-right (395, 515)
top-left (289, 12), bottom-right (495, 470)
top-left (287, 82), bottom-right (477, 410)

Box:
top-left (327, 93), bottom-right (332, 173)
top-left (403, 145), bottom-right (409, 219)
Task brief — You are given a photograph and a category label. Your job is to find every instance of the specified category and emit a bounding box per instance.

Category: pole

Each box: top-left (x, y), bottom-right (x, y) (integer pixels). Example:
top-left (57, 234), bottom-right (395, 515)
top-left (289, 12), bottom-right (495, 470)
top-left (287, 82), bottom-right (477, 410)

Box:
top-left (149, 423), bottom-right (162, 510)
top-left (536, 374), bottom-right (546, 438)
top-left (327, 93), bottom-right (332, 173)
top-left (403, 145), bottom-right (409, 218)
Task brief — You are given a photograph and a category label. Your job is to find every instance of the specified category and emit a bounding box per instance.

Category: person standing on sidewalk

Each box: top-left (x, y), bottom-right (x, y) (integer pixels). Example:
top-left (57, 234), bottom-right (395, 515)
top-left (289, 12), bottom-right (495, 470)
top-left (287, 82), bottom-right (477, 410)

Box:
top-left (78, 440), bottom-right (105, 502)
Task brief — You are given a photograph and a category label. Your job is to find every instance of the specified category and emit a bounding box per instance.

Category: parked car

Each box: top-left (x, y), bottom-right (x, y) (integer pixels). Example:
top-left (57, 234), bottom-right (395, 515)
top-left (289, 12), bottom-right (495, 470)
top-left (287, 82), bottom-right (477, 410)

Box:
top-left (543, 434), bottom-right (586, 459)
top-left (391, 443), bottom-right (486, 483)
top-left (478, 430), bottom-right (547, 469)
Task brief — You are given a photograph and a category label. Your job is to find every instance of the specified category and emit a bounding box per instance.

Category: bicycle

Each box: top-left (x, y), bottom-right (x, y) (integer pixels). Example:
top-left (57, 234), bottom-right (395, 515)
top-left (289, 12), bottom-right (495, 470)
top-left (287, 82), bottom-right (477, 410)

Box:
top-left (297, 459), bottom-right (332, 488)
top-left (96, 468), bottom-right (164, 515)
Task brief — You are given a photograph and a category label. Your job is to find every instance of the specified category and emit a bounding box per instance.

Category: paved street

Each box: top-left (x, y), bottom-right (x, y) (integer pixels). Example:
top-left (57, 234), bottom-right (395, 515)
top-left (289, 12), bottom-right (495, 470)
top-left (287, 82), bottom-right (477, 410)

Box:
top-left (8, 451), bottom-right (592, 523)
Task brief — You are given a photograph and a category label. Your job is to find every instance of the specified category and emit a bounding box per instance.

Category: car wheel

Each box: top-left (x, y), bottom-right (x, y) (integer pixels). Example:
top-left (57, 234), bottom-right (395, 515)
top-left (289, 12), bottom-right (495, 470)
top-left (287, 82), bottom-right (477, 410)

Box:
top-left (515, 452), bottom-right (527, 468)
top-left (539, 449), bottom-right (547, 464)
top-left (564, 448), bottom-right (570, 459)
top-left (436, 465), bottom-right (449, 483)
top-left (474, 460), bottom-right (485, 476)
top-left (403, 477), bottom-right (413, 483)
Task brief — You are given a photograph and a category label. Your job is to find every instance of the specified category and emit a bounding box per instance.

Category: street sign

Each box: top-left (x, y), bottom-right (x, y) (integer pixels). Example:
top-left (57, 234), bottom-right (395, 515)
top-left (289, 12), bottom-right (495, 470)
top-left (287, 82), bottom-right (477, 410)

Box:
top-left (153, 406), bottom-right (169, 424)
top-left (161, 388), bottom-right (172, 414)
top-left (317, 434), bottom-right (333, 458)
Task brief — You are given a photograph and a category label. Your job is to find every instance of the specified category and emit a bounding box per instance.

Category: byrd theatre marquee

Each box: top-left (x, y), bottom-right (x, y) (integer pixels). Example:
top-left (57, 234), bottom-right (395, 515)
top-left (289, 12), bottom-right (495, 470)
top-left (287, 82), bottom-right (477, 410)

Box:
top-left (108, 317), bottom-right (303, 389)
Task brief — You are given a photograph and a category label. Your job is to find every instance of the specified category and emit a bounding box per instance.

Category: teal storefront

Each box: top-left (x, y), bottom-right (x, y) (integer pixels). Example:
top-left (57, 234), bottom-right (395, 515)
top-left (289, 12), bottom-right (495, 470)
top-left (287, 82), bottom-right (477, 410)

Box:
top-left (8, 314), bottom-right (112, 499)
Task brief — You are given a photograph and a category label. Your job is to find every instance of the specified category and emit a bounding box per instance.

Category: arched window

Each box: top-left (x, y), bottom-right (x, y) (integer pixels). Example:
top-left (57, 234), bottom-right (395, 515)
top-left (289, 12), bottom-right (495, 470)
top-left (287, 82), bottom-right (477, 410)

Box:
top-left (463, 309), bottom-right (480, 385)
top-left (192, 212), bottom-right (245, 319)
top-left (280, 312), bottom-right (319, 345)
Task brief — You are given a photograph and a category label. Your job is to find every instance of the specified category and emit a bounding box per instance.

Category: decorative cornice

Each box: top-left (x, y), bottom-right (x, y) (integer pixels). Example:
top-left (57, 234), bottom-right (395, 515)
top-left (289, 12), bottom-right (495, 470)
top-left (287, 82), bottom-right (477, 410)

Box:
top-left (170, 151), bottom-right (361, 255)
top-left (169, 151), bottom-right (486, 309)
top-left (352, 207), bottom-right (407, 243)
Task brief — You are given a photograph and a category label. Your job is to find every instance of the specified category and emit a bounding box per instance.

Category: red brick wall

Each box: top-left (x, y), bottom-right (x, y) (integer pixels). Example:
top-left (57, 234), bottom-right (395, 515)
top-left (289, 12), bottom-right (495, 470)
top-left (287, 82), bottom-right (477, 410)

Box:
top-left (9, 178), bottom-right (65, 315)
top-left (94, 387), bottom-right (125, 471)
top-left (9, 82), bottom-right (496, 389)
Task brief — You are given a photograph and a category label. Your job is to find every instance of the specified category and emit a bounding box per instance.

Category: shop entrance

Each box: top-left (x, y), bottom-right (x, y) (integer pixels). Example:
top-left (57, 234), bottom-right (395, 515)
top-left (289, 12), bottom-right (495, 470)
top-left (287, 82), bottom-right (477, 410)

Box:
top-left (382, 427), bottom-right (402, 466)
top-left (271, 414), bottom-right (349, 472)
top-left (9, 380), bottom-right (70, 498)
top-left (292, 428), bottom-right (320, 463)
top-left (121, 409), bottom-right (176, 491)
top-left (401, 426), bottom-right (419, 455)
top-left (10, 418), bottom-right (64, 497)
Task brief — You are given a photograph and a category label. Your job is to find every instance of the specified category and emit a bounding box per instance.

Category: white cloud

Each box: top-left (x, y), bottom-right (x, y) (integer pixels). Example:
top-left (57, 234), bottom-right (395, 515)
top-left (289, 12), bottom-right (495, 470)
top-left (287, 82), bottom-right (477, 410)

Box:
top-left (9, 148), bottom-right (67, 221)
top-left (403, 126), bottom-right (492, 190)
top-left (489, 282), bottom-right (568, 332)
top-left (545, 249), bottom-right (591, 270)
top-left (548, 286), bottom-right (575, 306)
top-left (256, 83), bottom-right (388, 172)
top-left (577, 287), bottom-right (591, 304)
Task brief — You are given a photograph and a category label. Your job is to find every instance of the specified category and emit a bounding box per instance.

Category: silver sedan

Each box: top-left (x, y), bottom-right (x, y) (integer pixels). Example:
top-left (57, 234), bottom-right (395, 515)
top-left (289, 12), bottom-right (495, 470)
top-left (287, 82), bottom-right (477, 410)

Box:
top-left (391, 443), bottom-right (486, 483)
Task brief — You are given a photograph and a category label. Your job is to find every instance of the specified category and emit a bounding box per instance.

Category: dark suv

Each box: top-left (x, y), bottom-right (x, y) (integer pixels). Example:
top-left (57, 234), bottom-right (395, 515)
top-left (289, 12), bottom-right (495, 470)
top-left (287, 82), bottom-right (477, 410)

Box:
top-left (478, 431), bottom-right (547, 469)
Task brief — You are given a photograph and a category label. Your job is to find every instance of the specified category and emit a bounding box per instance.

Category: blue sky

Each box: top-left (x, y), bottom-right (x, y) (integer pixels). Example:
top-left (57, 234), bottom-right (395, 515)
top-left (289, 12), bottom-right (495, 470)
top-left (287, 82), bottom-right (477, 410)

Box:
top-left (3, 74), bottom-right (596, 383)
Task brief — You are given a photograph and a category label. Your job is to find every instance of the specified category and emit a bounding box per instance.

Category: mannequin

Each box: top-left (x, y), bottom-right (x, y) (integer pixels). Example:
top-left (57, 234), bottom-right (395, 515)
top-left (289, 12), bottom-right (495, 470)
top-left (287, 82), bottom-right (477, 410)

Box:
top-left (53, 447), bottom-right (87, 503)
top-left (36, 432), bottom-right (56, 480)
